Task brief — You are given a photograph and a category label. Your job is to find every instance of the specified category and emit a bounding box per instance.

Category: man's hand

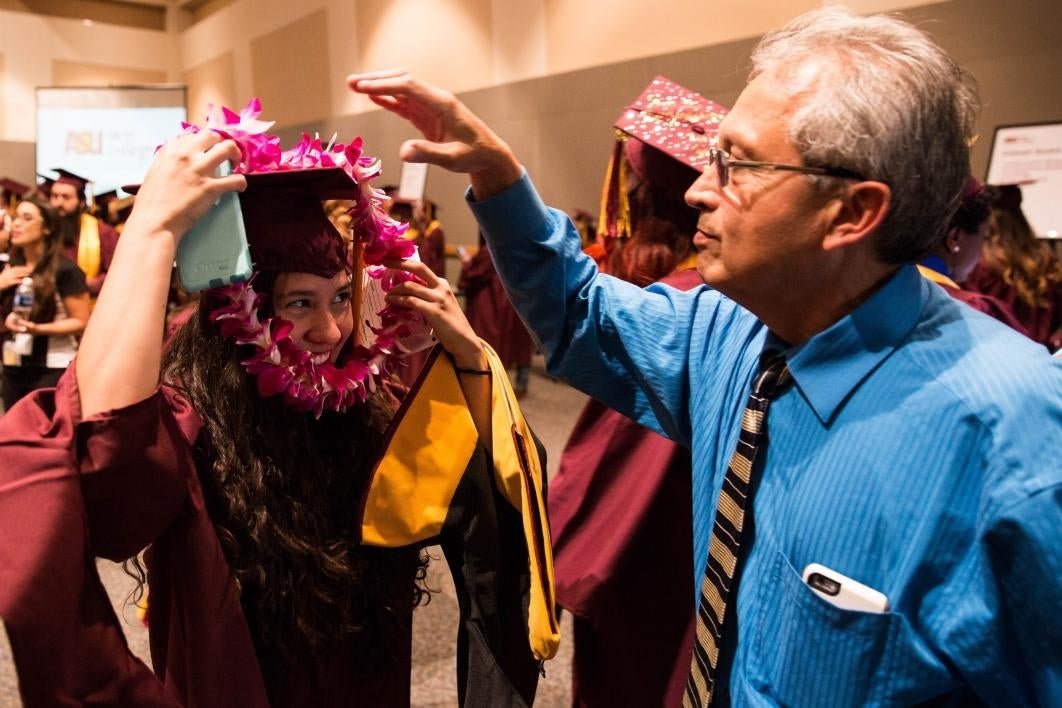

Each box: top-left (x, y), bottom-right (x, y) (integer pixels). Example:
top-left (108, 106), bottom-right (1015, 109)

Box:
top-left (347, 69), bottom-right (522, 200)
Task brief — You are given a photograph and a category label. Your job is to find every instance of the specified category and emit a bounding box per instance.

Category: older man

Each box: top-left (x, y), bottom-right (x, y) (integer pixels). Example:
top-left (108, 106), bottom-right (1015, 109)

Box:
top-left (352, 6), bottom-right (1061, 706)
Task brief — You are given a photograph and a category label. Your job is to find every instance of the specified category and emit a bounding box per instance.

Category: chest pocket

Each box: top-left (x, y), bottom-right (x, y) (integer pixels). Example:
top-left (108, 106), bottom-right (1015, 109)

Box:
top-left (746, 551), bottom-right (902, 706)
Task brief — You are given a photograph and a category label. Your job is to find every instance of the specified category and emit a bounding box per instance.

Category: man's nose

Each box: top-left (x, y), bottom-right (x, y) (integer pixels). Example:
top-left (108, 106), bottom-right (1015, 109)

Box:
top-left (685, 169), bottom-right (722, 210)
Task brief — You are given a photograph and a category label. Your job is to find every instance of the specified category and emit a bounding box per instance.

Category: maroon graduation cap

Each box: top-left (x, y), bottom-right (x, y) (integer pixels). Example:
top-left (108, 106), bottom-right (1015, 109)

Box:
top-left (240, 168), bottom-right (354, 277)
top-left (125, 166), bottom-right (355, 278)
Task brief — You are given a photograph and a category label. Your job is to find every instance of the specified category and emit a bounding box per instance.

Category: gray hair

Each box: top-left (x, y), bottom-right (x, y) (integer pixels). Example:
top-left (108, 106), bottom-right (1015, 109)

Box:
top-left (750, 6), bottom-right (980, 264)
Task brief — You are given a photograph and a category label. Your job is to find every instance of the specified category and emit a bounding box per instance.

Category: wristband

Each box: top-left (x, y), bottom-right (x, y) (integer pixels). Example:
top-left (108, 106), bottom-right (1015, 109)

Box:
top-left (454, 366), bottom-right (491, 376)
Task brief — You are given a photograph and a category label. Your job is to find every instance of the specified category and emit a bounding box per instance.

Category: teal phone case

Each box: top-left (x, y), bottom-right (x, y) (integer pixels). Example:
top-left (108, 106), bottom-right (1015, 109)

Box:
top-left (176, 161), bottom-right (252, 292)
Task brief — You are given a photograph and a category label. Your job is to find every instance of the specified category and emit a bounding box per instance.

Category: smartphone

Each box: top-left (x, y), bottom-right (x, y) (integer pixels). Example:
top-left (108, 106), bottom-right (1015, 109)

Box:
top-left (801, 563), bottom-right (889, 613)
top-left (176, 160), bottom-right (252, 292)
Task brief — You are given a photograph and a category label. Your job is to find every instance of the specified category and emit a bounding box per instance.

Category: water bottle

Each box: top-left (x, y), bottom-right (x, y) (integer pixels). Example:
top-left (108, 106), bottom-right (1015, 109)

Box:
top-left (9, 276), bottom-right (35, 357)
top-left (12, 276), bottom-right (34, 319)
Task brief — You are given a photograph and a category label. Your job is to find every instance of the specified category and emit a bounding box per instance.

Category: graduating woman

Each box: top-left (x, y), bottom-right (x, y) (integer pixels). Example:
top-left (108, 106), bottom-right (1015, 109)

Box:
top-left (0, 103), bottom-right (556, 707)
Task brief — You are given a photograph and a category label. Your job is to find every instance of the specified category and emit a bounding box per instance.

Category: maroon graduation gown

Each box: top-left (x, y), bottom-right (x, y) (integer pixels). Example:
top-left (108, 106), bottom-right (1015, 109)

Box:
top-left (0, 367), bottom-right (412, 707)
top-left (457, 247), bottom-right (533, 371)
top-left (1, 353), bottom-right (552, 707)
top-left (548, 268), bottom-right (701, 708)
top-left (964, 261), bottom-right (1062, 351)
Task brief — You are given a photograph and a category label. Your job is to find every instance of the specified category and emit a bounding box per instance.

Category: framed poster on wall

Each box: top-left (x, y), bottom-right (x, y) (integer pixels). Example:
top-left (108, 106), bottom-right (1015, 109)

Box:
top-left (985, 121), bottom-right (1062, 239)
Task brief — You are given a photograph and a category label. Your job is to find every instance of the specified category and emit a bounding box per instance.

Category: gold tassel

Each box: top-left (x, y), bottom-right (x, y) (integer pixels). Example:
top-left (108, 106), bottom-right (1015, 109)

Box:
top-left (595, 130), bottom-right (631, 263)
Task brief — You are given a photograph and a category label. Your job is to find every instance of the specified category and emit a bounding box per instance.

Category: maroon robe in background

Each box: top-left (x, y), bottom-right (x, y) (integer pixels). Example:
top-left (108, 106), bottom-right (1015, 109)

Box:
top-left (412, 221), bottom-right (446, 281)
top-left (939, 281), bottom-right (1031, 339)
top-left (548, 267), bottom-right (701, 708)
top-left (0, 368), bottom-right (413, 707)
top-left (964, 261), bottom-right (1062, 351)
top-left (62, 216), bottom-right (119, 296)
top-left (416, 221), bottom-right (446, 280)
top-left (457, 245), bottom-right (533, 371)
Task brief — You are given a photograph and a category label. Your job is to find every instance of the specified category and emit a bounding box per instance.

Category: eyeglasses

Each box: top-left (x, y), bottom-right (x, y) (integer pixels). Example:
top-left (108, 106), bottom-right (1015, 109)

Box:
top-left (706, 147), bottom-right (865, 187)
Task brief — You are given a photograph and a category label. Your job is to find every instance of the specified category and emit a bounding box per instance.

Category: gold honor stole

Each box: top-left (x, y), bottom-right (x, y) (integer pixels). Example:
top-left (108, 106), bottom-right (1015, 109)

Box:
top-left (361, 342), bottom-right (561, 662)
top-left (77, 214), bottom-right (101, 282)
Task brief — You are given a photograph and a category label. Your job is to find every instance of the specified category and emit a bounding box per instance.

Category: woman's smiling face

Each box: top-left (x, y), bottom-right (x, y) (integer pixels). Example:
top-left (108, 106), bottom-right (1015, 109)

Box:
top-left (271, 270), bottom-right (354, 365)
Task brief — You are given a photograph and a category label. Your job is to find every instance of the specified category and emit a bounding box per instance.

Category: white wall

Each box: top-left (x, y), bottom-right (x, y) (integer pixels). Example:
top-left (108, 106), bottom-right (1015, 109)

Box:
top-left (0, 10), bottom-right (180, 142)
top-left (1, 0), bottom-right (965, 144)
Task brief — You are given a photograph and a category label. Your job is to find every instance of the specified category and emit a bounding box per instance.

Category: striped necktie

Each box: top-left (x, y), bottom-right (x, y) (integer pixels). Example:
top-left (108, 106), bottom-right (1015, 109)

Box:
top-left (684, 354), bottom-right (791, 707)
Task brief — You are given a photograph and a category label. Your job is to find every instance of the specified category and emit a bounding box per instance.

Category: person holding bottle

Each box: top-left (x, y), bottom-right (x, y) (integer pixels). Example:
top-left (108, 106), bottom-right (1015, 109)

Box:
top-left (0, 196), bottom-right (89, 410)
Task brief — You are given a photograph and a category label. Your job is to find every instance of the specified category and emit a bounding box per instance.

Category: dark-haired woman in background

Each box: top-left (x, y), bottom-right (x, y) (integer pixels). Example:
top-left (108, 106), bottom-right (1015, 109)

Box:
top-left (964, 183), bottom-right (1062, 351)
top-left (917, 178), bottom-right (1029, 337)
top-left (0, 196), bottom-right (89, 409)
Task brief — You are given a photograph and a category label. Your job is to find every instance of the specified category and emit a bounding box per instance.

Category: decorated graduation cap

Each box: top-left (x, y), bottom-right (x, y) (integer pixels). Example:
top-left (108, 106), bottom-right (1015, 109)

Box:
top-left (597, 76), bottom-right (728, 251)
top-left (166, 99), bottom-right (419, 416)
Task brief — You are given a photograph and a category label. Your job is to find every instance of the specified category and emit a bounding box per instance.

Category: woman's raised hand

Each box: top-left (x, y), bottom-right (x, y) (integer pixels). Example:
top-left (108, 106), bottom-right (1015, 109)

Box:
top-left (124, 129), bottom-right (246, 245)
top-left (383, 258), bottom-right (486, 370)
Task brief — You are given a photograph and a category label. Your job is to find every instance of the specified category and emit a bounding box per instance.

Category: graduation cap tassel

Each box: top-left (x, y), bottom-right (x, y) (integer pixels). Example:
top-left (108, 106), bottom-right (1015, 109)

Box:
top-left (595, 130), bottom-right (631, 265)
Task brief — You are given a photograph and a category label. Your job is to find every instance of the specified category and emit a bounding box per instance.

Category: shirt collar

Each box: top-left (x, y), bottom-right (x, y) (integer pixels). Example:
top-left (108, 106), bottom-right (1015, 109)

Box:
top-left (777, 264), bottom-right (928, 424)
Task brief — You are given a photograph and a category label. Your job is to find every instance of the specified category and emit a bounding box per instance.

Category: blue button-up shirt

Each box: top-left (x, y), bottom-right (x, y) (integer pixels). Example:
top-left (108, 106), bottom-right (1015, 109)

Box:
top-left (471, 174), bottom-right (1062, 705)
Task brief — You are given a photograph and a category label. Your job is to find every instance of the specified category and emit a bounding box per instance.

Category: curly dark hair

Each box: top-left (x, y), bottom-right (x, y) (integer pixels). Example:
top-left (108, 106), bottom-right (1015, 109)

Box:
top-left (981, 197), bottom-right (1062, 310)
top-left (156, 284), bottom-right (430, 667)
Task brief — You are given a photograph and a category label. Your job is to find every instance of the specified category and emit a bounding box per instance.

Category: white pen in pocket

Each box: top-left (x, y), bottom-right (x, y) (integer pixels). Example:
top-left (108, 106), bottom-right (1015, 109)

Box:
top-left (801, 563), bottom-right (890, 614)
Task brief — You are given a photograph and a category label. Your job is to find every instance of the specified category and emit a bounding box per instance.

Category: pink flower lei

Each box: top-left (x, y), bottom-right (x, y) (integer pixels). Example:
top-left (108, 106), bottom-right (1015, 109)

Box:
top-left (182, 99), bottom-right (419, 417)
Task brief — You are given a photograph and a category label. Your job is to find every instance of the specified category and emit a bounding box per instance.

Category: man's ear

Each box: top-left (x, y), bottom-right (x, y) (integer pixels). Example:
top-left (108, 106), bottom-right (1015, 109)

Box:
top-left (822, 181), bottom-right (891, 252)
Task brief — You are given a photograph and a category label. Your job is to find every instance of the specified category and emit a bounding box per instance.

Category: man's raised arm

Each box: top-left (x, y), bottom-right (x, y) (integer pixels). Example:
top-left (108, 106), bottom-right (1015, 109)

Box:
top-left (347, 70), bottom-right (522, 200)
